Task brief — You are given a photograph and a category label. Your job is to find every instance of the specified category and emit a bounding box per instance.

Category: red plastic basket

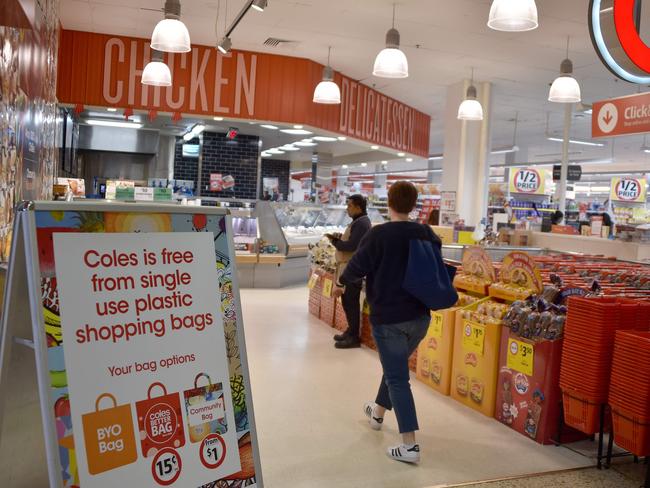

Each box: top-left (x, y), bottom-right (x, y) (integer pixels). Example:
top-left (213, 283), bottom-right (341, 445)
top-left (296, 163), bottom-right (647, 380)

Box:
top-left (612, 408), bottom-right (650, 457)
top-left (562, 390), bottom-right (603, 435)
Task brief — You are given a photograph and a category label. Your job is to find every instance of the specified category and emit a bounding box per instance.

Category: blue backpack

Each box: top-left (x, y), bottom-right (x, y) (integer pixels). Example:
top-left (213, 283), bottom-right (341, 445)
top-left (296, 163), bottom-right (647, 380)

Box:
top-left (402, 238), bottom-right (458, 311)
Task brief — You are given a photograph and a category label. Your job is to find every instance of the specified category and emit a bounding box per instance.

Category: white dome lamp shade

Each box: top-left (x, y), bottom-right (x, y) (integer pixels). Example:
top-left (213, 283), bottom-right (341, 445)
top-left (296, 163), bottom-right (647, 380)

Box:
top-left (458, 84), bottom-right (484, 121)
top-left (488, 0), bottom-right (538, 32)
top-left (549, 58), bottom-right (581, 103)
top-left (142, 49), bottom-right (172, 87)
top-left (314, 47), bottom-right (341, 104)
top-left (373, 5), bottom-right (408, 79)
top-left (151, 0), bottom-right (191, 53)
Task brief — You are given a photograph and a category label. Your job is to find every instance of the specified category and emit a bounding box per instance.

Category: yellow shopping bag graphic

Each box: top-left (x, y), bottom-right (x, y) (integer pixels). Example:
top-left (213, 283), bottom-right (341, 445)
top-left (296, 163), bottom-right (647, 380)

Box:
top-left (82, 393), bottom-right (138, 475)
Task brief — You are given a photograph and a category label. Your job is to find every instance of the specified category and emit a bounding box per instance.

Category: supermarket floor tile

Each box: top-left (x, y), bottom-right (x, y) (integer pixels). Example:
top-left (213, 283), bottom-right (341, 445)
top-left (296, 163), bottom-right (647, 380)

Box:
top-left (241, 287), bottom-right (595, 488)
top-left (435, 462), bottom-right (647, 487)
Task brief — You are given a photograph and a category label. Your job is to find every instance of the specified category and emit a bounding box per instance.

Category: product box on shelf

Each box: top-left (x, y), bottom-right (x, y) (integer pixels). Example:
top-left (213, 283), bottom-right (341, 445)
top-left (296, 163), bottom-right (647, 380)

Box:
top-left (495, 327), bottom-right (582, 444)
top-left (453, 246), bottom-right (496, 296)
top-left (490, 252), bottom-right (544, 302)
top-left (450, 298), bottom-right (506, 417)
top-left (416, 293), bottom-right (481, 396)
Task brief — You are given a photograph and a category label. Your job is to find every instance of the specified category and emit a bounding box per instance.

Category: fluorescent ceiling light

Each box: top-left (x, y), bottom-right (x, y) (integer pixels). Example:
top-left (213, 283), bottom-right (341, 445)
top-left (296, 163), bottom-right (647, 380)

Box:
top-left (488, 0), bottom-right (538, 32)
top-left (361, 163), bottom-right (368, 167)
top-left (342, 164), bottom-right (349, 169)
top-left (86, 119), bottom-right (143, 129)
top-left (397, 152), bottom-right (405, 157)
top-left (491, 145), bottom-right (519, 155)
top-left (281, 129), bottom-right (313, 135)
top-left (251, 0), bottom-right (268, 12)
top-left (337, 136), bottom-right (347, 141)
top-left (214, 116), bottom-right (224, 121)
top-left (280, 145), bottom-right (300, 151)
top-left (429, 154), bottom-right (443, 160)
top-left (313, 136), bottom-right (338, 142)
top-left (260, 124), bottom-right (278, 130)
top-left (381, 160), bottom-right (388, 164)
top-left (268, 149), bottom-right (285, 154)
top-left (547, 137), bottom-right (605, 147)
top-left (406, 158), bottom-right (413, 162)
top-left (294, 140), bottom-right (317, 147)
top-left (106, 108), bottom-right (117, 112)
top-left (371, 145), bottom-right (379, 150)
top-left (294, 125), bottom-right (303, 129)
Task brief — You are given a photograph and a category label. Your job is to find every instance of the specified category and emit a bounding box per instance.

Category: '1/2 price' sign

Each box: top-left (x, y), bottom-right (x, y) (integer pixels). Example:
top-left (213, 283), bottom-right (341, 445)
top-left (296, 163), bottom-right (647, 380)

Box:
top-left (462, 321), bottom-right (485, 356)
top-left (507, 339), bottom-right (534, 376)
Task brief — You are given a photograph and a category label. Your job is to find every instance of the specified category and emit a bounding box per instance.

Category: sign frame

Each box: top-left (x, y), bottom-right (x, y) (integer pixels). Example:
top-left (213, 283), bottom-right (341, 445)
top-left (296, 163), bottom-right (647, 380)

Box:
top-left (0, 201), bottom-right (264, 487)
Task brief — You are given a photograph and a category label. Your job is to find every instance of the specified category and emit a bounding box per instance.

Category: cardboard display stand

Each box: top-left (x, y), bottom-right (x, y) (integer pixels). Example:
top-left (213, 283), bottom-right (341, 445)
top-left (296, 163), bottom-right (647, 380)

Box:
top-left (0, 201), bottom-right (263, 487)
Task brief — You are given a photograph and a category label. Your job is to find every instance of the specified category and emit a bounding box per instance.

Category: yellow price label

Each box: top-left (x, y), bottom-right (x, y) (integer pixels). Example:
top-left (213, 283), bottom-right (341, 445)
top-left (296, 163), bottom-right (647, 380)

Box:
top-left (363, 300), bottom-right (371, 315)
top-left (322, 278), bottom-right (333, 298)
top-left (430, 313), bottom-right (443, 339)
top-left (462, 321), bottom-right (486, 356)
top-left (506, 339), bottom-right (534, 376)
top-left (307, 274), bottom-right (319, 289)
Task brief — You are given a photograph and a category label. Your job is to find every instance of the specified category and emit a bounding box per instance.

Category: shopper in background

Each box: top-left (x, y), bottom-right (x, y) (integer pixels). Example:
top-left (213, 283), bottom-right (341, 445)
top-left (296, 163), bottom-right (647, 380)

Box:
top-left (325, 195), bottom-right (372, 349)
top-left (333, 181), bottom-right (442, 464)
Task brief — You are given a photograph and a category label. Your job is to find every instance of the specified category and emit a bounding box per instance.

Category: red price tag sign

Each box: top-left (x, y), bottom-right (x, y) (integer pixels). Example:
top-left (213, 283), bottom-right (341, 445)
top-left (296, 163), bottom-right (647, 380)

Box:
top-left (199, 433), bottom-right (227, 470)
top-left (151, 448), bottom-right (182, 486)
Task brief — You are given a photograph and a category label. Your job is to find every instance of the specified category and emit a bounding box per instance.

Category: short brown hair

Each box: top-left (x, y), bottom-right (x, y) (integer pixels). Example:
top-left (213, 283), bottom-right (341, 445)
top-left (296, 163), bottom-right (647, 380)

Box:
top-left (388, 181), bottom-right (418, 214)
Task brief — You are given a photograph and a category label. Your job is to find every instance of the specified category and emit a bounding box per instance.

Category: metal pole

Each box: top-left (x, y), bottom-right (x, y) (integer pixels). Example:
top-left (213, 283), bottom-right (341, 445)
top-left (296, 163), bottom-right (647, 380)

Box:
top-left (558, 103), bottom-right (572, 214)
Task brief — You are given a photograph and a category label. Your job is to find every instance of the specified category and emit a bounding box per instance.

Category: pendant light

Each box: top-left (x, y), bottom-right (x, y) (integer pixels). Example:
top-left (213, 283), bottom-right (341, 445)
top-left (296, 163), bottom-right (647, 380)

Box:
top-left (151, 0), bottom-right (191, 53)
top-left (488, 0), bottom-right (538, 32)
top-left (142, 49), bottom-right (172, 86)
top-left (313, 47), bottom-right (341, 104)
top-left (458, 69), bottom-right (483, 121)
top-left (549, 37), bottom-right (581, 103)
top-left (373, 4), bottom-right (408, 79)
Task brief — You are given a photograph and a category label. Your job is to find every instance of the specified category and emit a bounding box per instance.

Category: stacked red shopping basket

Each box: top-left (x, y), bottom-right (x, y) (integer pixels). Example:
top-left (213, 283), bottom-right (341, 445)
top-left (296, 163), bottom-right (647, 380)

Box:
top-left (559, 297), bottom-right (650, 434)
top-left (609, 331), bottom-right (650, 456)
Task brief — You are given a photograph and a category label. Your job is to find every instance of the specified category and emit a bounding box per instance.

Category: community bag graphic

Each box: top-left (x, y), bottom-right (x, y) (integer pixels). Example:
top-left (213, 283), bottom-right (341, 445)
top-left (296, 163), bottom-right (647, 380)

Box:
top-left (136, 382), bottom-right (186, 457)
top-left (82, 393), bottom-right (138, 475)
top-left (184, 373), bottom-right (228, 443)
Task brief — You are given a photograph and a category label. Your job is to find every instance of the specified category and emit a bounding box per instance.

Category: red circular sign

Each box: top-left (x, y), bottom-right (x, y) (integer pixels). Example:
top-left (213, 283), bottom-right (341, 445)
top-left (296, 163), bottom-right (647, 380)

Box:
top-left (615, 178), bottom-right (641, 201)
top-left (199, 434), bottom-right (227, 470)
top-left (513, 169), bottom-right (541, 194)
top-left (145, 402), bottom-right (178, 445)
top-left (151, 448), bottom-right (182, 486)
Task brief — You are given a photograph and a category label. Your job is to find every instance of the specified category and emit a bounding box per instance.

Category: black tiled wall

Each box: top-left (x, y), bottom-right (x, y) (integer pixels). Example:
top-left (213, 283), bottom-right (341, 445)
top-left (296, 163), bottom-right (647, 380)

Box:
top-left (174, 132), bottom-right (260, 200)
top-left (261, 159), bottom-right (290, 199)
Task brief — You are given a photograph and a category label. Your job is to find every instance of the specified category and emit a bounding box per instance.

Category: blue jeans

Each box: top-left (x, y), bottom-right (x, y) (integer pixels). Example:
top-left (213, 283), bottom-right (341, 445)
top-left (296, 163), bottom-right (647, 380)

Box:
top-left (372, 315), bottom-right (430, 434)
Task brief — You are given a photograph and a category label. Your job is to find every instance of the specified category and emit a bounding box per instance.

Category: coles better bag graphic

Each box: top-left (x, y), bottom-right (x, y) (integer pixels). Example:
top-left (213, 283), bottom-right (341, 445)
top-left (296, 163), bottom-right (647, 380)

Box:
top-left (82, 393), bottom-right (138, 475)
top-left (184, 373), bottom-right (228, 444)
top-left (136, 382), bottom-right (186, 458)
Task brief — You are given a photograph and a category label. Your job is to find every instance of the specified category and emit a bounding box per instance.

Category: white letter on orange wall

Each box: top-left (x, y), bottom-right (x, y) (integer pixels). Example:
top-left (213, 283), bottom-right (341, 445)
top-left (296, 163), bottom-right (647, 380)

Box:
top-left (214, 52), bottom-right (232, 114)
top-left (103, 38), bottom-right (124, 104)
top-left (190, 47), bottom-right (210, 111)
top-left (339, 78), bottom-right (350, 132)
top-left (235, 53), bottom-right (257, 116)
top-left (166, 53), bottom-right (186, 110)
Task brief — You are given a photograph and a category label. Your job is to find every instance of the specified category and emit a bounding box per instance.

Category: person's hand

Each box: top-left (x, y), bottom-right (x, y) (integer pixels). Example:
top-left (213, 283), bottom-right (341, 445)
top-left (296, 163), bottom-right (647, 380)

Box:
top-left (332, 286), bottom-right (344, 298)
top-left (324, 233), bottom-right (335, 240)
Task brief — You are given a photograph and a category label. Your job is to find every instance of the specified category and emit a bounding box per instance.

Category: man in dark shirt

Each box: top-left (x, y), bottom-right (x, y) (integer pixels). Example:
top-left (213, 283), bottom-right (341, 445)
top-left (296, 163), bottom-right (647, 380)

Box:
top-left (334, 182), bottom-right (440, 464)
top-left (325, 195), bottom-right (372, 349)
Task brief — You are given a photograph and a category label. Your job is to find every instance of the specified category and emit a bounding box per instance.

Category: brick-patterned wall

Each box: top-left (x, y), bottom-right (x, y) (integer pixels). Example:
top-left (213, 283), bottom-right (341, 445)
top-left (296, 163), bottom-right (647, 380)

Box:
top-left (174, 137), bottom-right (199, 184)
top-left (261, 159), bottom-right (290, 199)
top-left (174, 132), bottom-right (261, 199)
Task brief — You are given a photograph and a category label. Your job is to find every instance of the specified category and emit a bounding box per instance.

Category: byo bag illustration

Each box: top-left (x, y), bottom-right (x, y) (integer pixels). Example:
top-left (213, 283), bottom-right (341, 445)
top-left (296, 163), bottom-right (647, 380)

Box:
top-left (136, 382), bottom-right (186, 457)
top-left (184, 373), bottom-right (227, 443)
top-left (82, 393), bottom-right (138, 475)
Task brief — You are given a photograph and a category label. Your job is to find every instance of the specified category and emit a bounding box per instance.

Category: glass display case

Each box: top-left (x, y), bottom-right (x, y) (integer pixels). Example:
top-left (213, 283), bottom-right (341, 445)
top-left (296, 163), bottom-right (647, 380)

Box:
top-left (256, 202), bottom-right (384, 257)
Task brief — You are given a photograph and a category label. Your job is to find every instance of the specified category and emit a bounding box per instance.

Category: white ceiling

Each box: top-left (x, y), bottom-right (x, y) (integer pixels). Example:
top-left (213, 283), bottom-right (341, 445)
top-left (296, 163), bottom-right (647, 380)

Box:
top-left (60, 0), bottom-right (650, 174)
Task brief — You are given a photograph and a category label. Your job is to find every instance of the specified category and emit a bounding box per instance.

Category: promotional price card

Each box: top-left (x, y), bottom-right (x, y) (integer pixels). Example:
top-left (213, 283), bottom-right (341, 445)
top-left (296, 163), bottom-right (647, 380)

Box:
top-left (53, 232), bottom-right (241, 487)
top-left (322, 278), bottom-right (333, 298)
top-left (506, 339), bottom-right (534, 376)
top-left (462, 321), bottom-right (486, 356)
top-left (431, 313), bottom-right (444, 339)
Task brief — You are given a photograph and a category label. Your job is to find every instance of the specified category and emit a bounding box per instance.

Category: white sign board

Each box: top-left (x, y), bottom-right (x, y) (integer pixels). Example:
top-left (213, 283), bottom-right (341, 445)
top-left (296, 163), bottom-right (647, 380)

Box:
top-left (53, 232), bottom-right (240, 487)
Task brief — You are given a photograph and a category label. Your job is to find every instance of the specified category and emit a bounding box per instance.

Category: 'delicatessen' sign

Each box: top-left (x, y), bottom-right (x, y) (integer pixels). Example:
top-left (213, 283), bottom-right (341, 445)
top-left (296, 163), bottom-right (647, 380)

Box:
top-left (610, 177), bottom-right (648, 203)
top-left (57, 30), bottom-right (430, 157)
top-left (592, 92), bottom-right (650, 138)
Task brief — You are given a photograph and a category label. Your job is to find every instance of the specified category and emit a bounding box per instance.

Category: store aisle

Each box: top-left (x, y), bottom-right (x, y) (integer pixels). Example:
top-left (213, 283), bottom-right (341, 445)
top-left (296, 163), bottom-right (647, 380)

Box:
top-left (240, 287), bottom-right (593, 488)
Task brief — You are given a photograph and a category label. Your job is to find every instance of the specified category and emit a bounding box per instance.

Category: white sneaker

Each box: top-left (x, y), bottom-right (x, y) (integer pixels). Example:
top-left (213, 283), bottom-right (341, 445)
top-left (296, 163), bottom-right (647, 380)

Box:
top-left (363, 402), bottom-right (384, 431)
top-left (387, 444), bottom-right (420, 464)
